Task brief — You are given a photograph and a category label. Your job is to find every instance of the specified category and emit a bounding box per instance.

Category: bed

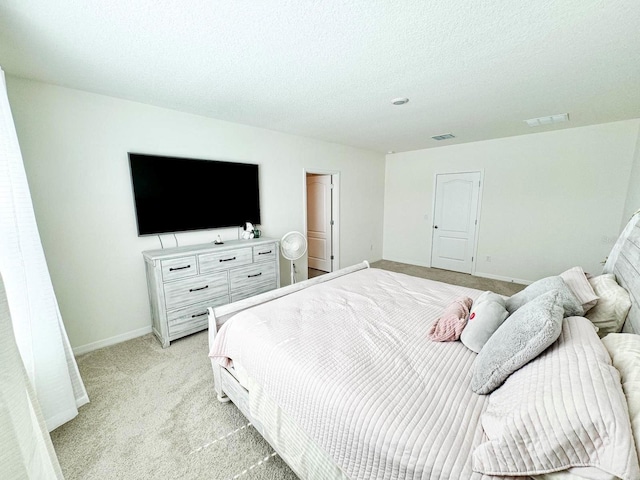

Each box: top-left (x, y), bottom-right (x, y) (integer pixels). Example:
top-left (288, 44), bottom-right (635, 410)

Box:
top-left (207, 213), bottom-right (640, 480)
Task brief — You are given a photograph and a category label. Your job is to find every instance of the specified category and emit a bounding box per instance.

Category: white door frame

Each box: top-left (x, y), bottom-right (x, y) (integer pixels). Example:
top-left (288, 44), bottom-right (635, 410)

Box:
top-left (429, 169), bottom-right (484, 275)
top-left (303, 169), bottom-right (340, 272)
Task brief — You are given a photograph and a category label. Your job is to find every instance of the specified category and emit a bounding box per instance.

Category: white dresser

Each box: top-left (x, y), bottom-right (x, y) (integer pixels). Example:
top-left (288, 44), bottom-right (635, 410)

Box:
top-left (143, 238), bottom-right (280, 347)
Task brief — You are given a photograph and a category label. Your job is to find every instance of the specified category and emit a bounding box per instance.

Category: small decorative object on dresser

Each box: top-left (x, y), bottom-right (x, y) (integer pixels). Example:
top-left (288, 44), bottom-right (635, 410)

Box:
top-left (143, 237), bottom-right (280, 347)
top-left (241, 222), bottom-right (255, 240)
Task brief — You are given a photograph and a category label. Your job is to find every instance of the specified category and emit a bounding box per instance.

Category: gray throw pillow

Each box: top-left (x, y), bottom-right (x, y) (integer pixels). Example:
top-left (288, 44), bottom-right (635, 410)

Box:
top-left (505, 276), bottom-right (583, 317)
top-left (460, 291), bottom-right (509, 354)
top-left (471, 289), bottom-right (564, 395)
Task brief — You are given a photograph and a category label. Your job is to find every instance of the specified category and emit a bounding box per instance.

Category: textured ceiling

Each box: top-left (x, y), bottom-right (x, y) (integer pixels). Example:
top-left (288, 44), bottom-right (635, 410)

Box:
top-left (0, 1), bottom-right (639, 153)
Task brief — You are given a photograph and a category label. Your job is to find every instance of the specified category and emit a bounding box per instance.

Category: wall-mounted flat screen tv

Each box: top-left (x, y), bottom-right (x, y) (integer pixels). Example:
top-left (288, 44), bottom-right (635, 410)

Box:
top-left (128, 153), bottom-right (261, 236)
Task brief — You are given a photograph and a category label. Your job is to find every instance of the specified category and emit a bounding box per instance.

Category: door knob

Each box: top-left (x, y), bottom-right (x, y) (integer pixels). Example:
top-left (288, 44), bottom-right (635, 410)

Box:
top-left (434, 225), bottom-right (438, 229)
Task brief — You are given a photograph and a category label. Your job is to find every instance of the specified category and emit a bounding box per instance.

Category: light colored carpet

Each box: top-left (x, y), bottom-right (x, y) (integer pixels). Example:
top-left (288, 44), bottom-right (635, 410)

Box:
top-left (51, 263), bottom-right (525, 479)
top-left (51, 331), bottom-right (298, 480)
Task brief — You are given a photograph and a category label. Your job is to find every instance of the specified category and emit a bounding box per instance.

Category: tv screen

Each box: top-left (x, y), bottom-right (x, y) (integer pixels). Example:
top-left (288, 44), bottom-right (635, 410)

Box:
top-left (128, 153), bottom-right (261, 236)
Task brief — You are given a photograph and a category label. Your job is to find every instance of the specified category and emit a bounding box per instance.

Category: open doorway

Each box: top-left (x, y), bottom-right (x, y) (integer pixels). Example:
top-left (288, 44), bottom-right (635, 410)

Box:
top-left (304, 170), bottom-right (339, 279)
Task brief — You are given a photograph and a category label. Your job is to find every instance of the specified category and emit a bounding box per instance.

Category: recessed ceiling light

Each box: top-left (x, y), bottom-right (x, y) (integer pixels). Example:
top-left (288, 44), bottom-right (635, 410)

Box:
top-left (387, 151), bottom-right (395, 154)
top-left (391, 97), bottom-right (409, 105)
top-left (524, 113), bottom-right (569, 127)
top-left (432, 133), bottom-right (455, 141)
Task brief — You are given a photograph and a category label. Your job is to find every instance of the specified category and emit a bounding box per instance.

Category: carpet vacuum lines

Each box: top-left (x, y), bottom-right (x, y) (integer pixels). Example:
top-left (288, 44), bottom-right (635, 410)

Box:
top-left (188, 421), bottom-right (253, 455)
top-left (227, 452), bottom-right (278, 480)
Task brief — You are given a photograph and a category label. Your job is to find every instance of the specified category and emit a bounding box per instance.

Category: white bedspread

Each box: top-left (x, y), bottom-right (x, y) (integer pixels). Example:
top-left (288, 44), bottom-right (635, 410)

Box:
top-left (211, 268), bottom-right (502, 479)
top-left (475, 317), bottom-right (639, 479)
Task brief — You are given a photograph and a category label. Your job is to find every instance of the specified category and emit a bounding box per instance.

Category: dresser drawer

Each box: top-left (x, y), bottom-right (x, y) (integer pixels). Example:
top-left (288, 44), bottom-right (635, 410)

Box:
top-left (164, 272), bottom-right (229, 310)
top-left (199, 248), bottom-right (252, 273)
top-left (231, 282), bottom-right (277, 302)
top-left (161, 256), bottom-right (197, 282)
top-left (167, 298), bottom-right (229, 337)
top-left (230, 262), bottom-right (276, 292)
top-left (253, 243), bottom-right (277, 263)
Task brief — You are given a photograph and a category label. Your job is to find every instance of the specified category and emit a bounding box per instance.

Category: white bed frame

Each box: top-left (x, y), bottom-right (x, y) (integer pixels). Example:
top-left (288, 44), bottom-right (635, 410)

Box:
top-left (613, 218), bottom-right (640, 334)
top-left (206, 214), bottom-right (640, 478)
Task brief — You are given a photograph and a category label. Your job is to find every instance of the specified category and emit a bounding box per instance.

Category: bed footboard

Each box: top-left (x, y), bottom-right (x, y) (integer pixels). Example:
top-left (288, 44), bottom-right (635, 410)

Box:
top-left (207, 260), bottom-right (370, 401)
top-left (206, 316), bottom-right (229, 402)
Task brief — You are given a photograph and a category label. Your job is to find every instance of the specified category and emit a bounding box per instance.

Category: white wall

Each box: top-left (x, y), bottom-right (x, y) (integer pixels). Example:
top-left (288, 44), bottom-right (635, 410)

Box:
top-left (384, 120), bottom-right (640, 284)
top-left (622, 126), bottom-right (640, 225)
top-left (6, 76), bottom-right (385, 351)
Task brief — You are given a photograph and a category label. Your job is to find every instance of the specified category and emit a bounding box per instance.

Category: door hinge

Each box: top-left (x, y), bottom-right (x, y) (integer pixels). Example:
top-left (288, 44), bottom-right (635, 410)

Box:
top-left (330, 220), bottom-right (334, 226)
top-left (475, 219), bottom-right (477, 225)
top-left (472, 256), bottom-right (474, 262)
top-left (479, 181), bottom-right (481, 187)
top-left (330, 184), bottom-right (334, 189)
top-left (331, 255), bottom-right (334, 260)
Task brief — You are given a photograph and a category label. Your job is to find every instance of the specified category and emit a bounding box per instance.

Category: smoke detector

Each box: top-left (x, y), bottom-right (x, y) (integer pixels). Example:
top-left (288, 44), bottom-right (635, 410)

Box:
top-left (525, 113), bottom-right (569, 127)
top-left (391, 97), bottom-right (409, 105)
top-left (432, 133), bottom-right (455, 141)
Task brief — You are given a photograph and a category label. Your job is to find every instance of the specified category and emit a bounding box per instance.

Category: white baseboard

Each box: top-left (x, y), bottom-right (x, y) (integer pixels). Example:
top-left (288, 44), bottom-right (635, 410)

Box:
top-left (72, 325), bottom-right (152, 356)
top-left (473, 271), bottom-right (532, 286)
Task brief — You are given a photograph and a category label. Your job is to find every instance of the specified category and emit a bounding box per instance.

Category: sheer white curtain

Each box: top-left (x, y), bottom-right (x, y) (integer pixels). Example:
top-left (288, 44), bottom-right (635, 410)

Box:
top-left (0, 273), bottom-right (64, 479)
top-left (0, 67), bottom-right (88, 432)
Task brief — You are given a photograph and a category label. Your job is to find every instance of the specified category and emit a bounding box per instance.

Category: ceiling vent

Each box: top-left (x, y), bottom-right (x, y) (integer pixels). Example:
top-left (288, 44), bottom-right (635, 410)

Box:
top-left (432, 133), bottom-right (455, 141)
top-left (524, 113), bottom-right (569, 127)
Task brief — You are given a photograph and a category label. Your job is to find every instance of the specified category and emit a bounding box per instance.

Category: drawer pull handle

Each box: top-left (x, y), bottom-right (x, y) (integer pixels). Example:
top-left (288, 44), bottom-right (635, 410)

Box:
top-left (169, 265), bottom-right (191, 271)
top-left (189, 285), bottom-right (209, 292)
top-left (258, 250), bottom-right (272, 255)
top-left (191, 311), bottom-right (208, 318)
top-left (248, 272), bottom-right (263, 278)
top-left (219, 257), bottom-right (236, 262)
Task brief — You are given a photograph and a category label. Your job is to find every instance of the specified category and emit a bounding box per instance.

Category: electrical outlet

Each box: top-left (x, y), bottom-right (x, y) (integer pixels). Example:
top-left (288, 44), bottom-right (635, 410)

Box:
top-left (485, 255), bottom-right (491, 262)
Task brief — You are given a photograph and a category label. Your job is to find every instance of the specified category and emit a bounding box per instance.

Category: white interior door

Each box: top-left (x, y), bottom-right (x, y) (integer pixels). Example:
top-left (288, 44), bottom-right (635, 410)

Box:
top-left (306, 174), bottom-right (332, 272)
top-left (431, 172), bottom-right (481, 274)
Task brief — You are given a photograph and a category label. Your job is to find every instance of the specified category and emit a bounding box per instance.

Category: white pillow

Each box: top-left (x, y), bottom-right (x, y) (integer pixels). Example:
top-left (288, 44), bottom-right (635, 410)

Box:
top-left (602, 333), bottom-right (640, 463)
top-left (559, 266), bottom-right (599, 313)
top-left (585, 274), bottom-right (631, 336)
top-left (460, 291), bottom-right (508, 354)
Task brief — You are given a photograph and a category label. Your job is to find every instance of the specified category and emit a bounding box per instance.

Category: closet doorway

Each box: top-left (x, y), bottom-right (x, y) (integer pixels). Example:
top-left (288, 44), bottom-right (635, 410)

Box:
top-left (304, 170), bottom-right (339, 279)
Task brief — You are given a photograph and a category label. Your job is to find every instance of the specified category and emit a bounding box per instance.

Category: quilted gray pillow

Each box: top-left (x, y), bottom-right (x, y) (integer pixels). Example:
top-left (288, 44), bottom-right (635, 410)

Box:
top-left (471, 289), bottom-right (564, 395)
top-left (505, 275), bottom-right (583, 317)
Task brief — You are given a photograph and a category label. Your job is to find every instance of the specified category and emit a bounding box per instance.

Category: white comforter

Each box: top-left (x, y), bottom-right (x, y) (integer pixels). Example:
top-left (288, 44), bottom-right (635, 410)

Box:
top-left (212, 268), bottom-right (497, 479)
top-left (210, 268), bottom-right (639, 480)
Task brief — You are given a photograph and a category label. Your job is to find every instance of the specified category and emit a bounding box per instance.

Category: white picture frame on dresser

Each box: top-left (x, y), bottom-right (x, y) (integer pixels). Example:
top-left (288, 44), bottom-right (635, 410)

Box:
top-left (143, 238), bottom-right (280, 347)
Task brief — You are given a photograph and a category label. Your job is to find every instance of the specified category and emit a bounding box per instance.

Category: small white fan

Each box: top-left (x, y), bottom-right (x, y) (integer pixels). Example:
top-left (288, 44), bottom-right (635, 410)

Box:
top-left (280, 231), bottom-right (308, 284)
